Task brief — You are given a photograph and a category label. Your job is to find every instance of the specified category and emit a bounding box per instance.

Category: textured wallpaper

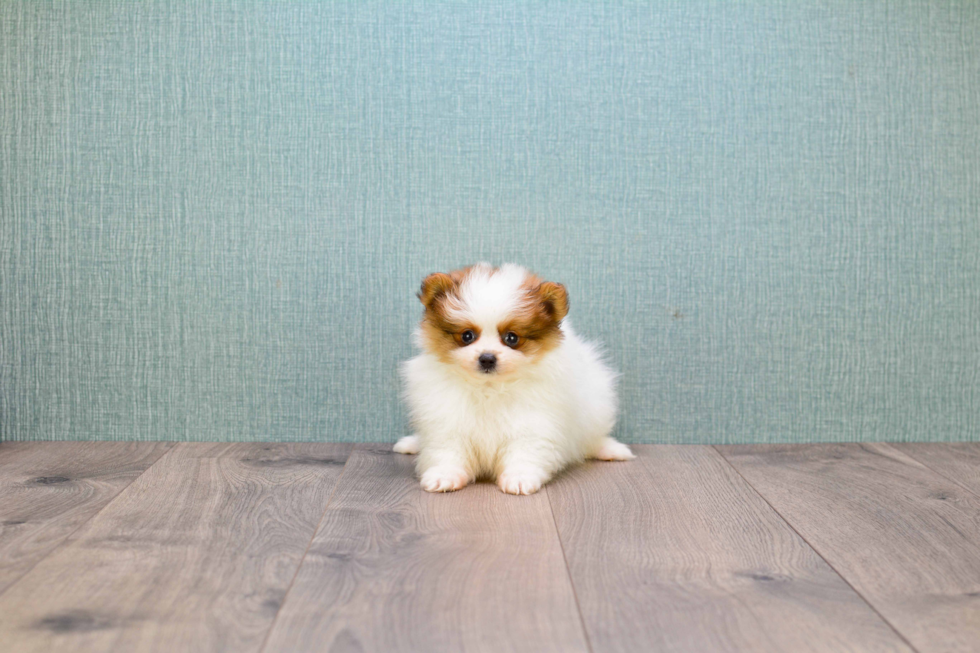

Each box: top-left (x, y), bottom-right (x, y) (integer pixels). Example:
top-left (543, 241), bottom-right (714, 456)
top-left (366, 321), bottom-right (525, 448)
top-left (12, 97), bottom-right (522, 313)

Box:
top-left (1, 1), bottom-right (978, 443)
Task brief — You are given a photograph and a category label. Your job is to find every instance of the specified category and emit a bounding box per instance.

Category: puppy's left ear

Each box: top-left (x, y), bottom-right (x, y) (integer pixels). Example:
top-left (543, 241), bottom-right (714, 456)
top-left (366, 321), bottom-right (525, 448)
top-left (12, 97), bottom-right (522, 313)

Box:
top-left (538, 282), bottom-right (569, 322)
top-left (418, 272), bottom-right (457, 309)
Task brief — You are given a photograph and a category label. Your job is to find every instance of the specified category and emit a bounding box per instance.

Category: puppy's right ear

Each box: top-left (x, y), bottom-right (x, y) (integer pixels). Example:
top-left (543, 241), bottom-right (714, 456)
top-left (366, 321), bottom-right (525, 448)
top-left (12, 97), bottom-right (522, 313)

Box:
top-left (418, 272), bottom-right (456, 308)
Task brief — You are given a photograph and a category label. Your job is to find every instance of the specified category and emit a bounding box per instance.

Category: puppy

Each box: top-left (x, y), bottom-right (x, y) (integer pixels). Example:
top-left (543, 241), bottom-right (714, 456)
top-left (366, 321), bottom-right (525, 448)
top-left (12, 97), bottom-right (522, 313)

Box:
top-left (394, 263), bottom-right (633, 495)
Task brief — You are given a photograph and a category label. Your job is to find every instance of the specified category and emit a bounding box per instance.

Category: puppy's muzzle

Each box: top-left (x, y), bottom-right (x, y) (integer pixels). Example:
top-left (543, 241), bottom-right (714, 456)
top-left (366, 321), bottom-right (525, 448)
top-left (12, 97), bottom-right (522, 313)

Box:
top-left (478, 352), bottom-right (497, 373)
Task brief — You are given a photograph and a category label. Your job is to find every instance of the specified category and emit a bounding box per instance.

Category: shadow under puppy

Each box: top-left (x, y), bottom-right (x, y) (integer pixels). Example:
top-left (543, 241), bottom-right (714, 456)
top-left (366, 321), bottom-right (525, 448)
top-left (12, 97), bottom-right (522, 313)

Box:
top-left (395, 263), bottom-right (633, 495)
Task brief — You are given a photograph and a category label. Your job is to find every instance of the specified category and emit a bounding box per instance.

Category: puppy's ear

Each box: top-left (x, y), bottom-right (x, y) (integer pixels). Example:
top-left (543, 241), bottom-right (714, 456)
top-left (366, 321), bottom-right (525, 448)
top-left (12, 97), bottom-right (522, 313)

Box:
top-left (538, 282), bottom-right (569, 322)
top-left (418, 272), bottom-right (456, 308)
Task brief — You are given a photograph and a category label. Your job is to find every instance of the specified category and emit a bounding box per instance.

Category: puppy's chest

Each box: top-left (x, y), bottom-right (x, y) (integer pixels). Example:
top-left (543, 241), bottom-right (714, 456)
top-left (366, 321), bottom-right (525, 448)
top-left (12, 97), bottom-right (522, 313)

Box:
top-left (434, 388), bottom-right (554, 442)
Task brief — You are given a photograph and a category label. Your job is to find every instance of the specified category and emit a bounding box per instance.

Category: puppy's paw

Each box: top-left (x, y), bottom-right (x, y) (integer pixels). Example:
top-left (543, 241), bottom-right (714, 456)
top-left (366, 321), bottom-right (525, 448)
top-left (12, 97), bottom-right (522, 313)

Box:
top-left (393, 435), bottom-right (420, 455)
top-left (497, 466), bottom-right (548, 496)
top-left (420, 466), bottom-right (470, 493)
top-left (594, 437), bottom-right (635, 461)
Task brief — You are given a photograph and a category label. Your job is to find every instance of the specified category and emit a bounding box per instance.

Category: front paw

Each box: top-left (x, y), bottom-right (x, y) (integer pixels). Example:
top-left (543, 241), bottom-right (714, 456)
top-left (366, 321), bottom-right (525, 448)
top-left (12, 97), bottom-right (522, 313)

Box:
top-left (497, 466), bottom-right (548, 495)
top-left (420, 466), bottom-right (470, 493)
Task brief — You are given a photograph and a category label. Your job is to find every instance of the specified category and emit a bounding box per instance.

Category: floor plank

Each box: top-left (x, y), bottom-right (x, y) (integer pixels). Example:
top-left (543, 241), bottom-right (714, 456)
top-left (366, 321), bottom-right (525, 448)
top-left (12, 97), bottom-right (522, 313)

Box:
top-left (0, 442), bottom-right (353, 653)
top-left (718, 443), bottom-right (980, 653)
top-left (891, 442), bottom-right (980, 497)
top-left (548, 445), bottom-right (912, 653)
top-left (0, 442), bottom-right (173, 594)
top-left (262, 444), bottom-right (589, 653)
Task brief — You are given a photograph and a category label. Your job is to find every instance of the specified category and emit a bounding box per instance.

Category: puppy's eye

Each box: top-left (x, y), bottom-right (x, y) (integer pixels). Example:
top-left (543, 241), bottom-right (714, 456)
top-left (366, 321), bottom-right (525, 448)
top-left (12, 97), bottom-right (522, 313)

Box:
top-left (460, 330), bottom-right (476, 345)
top-left (503, 332), bottom-right (519, 347)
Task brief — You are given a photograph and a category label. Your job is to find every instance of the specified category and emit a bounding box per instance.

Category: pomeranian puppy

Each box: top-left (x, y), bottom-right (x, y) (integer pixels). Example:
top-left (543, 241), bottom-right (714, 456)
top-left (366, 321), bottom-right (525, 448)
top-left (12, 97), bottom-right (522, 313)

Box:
top-left (394, 262), bottom-right (633, 495)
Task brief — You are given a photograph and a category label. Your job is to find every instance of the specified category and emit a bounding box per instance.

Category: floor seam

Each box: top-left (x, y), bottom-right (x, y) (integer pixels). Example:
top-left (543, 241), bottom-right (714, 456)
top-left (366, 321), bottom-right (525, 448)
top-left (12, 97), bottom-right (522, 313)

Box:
top-left (881, 443), bottom-right (980, 501)
top-left (257, 442), bottom-right (356, 653)
top-left (0, 441), bottom-right (178, 600)
top-left (544, 483), bottom-right (595, 653)
top-left (711, 445), bottom-right (923, 653)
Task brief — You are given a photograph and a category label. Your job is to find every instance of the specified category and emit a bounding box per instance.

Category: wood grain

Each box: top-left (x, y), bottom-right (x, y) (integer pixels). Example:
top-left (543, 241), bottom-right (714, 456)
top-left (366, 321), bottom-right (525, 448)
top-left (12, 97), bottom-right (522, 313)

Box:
top-left (0, 442), bottom-right (352, 653)
top-left (549, 445), bottom-right (913, 653)
top-left (262, 444), bottom-right (589, 653)
top-left (891, 442), bottom-right (980, 497)
top-left (0, 442), bottom-right (173, 594)
top-left (718, 443), bottom-right (980, 653)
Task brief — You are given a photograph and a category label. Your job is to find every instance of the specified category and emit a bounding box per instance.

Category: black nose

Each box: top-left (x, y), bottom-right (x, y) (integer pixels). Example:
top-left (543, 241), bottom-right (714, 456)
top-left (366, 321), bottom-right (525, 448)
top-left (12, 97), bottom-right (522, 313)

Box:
top-left (478, 353), bottom-right (497, 372)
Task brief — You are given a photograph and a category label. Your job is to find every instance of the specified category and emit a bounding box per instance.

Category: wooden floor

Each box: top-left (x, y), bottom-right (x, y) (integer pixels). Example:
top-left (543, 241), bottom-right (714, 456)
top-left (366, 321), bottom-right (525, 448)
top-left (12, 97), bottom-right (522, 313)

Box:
top-left (0, 443), bottom-right (978, 652)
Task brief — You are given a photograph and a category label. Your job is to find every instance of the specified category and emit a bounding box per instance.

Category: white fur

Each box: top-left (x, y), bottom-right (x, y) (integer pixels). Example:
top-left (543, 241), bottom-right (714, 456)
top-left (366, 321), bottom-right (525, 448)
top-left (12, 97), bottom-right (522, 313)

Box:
top-left (396, 263), bottom-right (633, 495)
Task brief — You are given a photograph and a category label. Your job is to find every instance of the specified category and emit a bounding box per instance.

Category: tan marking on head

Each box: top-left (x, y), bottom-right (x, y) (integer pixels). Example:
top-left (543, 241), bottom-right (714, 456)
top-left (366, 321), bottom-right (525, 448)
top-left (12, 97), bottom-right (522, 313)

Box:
top-left (417, 265), bottom-right (494, 363)
top-left (418, 264), bottom-right (498, 306)
top-left (496, 276), bottom-right (569, 358)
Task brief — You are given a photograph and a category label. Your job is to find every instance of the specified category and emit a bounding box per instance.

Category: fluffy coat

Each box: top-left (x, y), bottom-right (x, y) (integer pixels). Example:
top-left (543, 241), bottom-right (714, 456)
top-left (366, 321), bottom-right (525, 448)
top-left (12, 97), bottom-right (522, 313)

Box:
top-left (395, 263), bottom-right (633, 495)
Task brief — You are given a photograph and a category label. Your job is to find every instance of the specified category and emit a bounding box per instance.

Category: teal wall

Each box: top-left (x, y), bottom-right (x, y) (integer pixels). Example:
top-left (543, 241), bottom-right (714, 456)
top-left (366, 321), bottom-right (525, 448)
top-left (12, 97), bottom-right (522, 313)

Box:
top-left (1, 1), bottom-right (978, 443)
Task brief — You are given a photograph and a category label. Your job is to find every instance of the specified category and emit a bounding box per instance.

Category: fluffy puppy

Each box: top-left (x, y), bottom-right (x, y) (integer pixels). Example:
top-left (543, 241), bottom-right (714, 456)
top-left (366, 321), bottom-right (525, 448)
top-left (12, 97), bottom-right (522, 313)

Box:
top-left (394, 263), bottom-right (633, 495)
